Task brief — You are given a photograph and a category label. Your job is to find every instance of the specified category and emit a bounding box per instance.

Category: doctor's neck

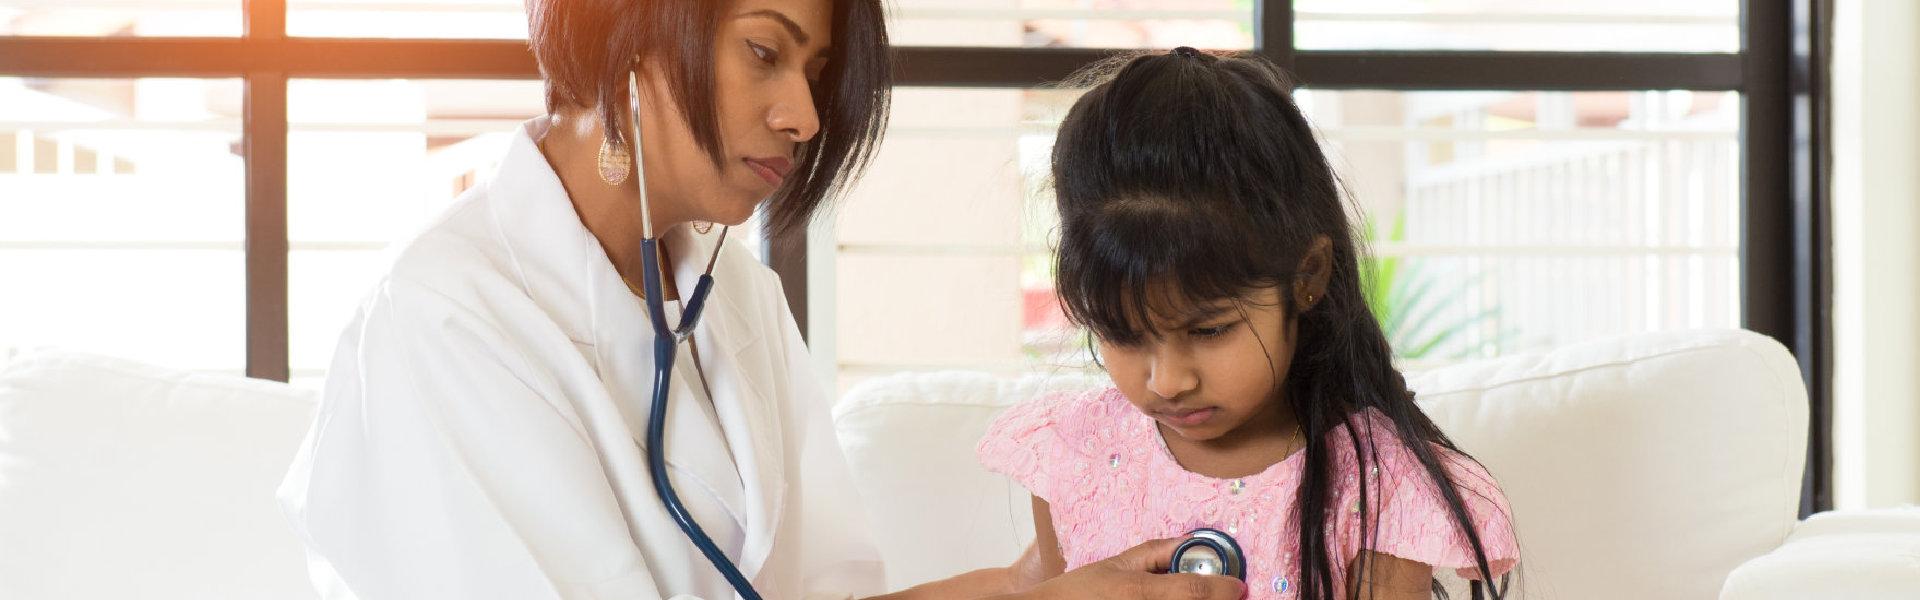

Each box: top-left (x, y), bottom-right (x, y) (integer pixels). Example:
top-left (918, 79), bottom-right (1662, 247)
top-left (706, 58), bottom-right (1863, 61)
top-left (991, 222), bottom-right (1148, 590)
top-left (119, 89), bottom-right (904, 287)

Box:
top-left (539, 109), bottom-right (690, 299)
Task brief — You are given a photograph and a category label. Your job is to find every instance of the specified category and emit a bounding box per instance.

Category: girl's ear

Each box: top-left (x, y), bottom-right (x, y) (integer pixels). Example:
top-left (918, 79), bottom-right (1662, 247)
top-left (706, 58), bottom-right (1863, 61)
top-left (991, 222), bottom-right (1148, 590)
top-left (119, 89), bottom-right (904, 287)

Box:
top-left (1294, 234), bottom-right (1333, 311)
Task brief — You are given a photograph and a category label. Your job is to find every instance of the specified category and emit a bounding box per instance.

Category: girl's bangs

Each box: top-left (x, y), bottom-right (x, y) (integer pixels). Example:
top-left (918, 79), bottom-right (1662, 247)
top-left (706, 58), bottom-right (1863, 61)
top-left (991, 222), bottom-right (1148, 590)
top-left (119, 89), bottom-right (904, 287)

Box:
top-left (1057, 197), bottom-right (1275, 345)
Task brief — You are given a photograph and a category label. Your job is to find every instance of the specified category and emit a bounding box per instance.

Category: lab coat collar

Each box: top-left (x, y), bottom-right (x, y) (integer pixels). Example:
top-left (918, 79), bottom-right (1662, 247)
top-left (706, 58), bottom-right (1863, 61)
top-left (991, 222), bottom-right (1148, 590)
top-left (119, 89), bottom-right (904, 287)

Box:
top-left (486, 118), bottom-right (786, 582)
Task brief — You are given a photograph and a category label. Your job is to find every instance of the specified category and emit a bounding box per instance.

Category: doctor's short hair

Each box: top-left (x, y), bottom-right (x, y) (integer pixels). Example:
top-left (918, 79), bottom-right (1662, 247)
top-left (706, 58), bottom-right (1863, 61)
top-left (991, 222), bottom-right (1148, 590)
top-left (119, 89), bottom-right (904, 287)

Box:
top-left (526, 0), bottom-right (891, 237)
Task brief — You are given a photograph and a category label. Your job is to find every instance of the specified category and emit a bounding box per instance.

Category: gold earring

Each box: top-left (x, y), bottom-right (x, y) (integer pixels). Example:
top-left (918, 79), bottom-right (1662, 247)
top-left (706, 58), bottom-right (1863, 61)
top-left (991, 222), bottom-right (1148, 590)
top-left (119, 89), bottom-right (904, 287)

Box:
top-left (597, 137), bottom-right (631, 186)
top-left (1306, 294), bottom-right (1316, 305)
top-left (693, 221), bottom-right (713, 234)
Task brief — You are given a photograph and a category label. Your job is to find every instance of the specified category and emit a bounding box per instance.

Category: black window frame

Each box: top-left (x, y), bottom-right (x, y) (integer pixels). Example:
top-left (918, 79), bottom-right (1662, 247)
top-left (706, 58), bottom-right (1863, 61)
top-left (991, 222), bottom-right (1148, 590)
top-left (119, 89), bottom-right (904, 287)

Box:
top-left (0, 0), bottom-right (1831, 514)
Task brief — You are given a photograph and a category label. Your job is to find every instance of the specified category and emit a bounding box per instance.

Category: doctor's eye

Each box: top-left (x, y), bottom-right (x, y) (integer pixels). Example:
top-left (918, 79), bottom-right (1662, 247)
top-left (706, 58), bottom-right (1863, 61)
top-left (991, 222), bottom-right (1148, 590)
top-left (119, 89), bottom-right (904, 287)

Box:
top-left (747, 41), bottom-right (780, 66)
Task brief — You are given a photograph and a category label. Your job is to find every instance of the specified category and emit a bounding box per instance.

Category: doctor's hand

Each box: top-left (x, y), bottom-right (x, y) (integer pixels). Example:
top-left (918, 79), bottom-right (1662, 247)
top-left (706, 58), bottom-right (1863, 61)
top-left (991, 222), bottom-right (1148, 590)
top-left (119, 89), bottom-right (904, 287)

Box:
top-left (1016, 537), bottom-right (1247, 600)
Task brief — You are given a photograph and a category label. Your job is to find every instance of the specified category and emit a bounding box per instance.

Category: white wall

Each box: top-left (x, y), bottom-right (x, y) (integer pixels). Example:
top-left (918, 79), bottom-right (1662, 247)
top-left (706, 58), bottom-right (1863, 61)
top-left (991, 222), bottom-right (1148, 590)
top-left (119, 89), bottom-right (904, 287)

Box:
top-left (1832, 0), bottom-right (1920, 509)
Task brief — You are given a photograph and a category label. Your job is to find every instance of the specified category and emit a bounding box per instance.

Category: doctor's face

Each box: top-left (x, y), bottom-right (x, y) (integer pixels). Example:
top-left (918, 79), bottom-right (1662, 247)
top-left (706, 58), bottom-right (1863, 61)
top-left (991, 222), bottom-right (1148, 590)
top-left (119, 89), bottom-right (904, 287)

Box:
top-left (634, 0), bottom-right (831, 228)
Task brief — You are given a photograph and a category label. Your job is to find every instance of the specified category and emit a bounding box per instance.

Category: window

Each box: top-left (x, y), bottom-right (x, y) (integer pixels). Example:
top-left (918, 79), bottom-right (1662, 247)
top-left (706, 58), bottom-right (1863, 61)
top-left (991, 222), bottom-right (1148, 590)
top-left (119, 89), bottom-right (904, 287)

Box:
top-left (1294, 0), bottom-right (1739, 52)
top-left (284, 78), bottom-right (545, 387)
top-left (0, 1), bottom-right (241, 37)
top-left (826, 85), bottom-right (1745, 392)
top-left (830, 88), bottom-right (1073, 391)
top-left (0, 77), bottom-right (245, 371)
top-left (287, 0), bottom-right (526, 39)
top-left (1304, 89), bottom-right (1742, 366)
top-left (889, 0), bottom-right (1255, 49)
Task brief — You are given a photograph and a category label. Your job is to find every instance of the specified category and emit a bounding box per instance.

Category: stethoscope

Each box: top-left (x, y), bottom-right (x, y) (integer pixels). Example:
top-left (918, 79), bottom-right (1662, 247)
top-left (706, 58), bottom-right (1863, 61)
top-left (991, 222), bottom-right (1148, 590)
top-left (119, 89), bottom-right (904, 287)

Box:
top-left (620, 71), bottom-right (765, 600)
top-left (1171, 528), bottom-right (1248, 580)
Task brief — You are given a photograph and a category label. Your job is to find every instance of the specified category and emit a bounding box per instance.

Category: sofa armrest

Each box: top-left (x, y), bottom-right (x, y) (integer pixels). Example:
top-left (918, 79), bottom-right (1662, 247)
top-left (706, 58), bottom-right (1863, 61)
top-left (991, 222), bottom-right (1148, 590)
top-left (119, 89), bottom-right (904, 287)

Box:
top-left (1720, 508), bottom-right (1920, 600)
top-left (834, 371), bottom-right (1098, 591)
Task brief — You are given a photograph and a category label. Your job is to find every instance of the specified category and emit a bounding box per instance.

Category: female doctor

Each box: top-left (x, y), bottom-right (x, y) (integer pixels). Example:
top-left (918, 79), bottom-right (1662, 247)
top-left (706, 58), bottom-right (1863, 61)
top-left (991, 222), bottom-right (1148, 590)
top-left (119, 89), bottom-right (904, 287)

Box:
top-left (278, 1), bottom-right (1248, 599)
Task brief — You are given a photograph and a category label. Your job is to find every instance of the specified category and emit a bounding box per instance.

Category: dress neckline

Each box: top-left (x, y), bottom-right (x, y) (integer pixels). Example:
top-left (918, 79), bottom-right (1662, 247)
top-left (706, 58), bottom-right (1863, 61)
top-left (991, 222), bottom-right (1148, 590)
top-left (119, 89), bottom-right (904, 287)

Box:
top-left (1134, 398), bottom-right (1310, 485)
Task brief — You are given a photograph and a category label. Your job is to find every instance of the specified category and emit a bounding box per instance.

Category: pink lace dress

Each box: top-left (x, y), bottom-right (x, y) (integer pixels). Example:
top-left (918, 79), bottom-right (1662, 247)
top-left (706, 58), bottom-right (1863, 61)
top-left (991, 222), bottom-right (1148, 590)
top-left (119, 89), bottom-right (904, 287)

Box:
top-left (976, 386), bottom-right (1518, 599)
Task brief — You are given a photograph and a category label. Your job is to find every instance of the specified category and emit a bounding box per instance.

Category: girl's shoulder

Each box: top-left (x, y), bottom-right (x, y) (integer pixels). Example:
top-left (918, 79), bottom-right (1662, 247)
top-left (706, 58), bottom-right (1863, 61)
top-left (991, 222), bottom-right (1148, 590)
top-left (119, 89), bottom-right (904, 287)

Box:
top-left (976, 385), bottom-right (1135, 501)
top-left (1328, 408), bottom-right (1498, 486)
top-left (982, 384), bottom-right (1129, 453)
top-left (1325, 408), bottom-right (1519, 580)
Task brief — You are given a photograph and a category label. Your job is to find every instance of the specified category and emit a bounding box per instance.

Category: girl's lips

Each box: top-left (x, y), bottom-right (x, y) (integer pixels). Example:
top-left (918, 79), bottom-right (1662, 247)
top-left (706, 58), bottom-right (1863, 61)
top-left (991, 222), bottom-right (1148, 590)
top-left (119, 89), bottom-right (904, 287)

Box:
top-left (1155, 407), bottom-right (1217, 428)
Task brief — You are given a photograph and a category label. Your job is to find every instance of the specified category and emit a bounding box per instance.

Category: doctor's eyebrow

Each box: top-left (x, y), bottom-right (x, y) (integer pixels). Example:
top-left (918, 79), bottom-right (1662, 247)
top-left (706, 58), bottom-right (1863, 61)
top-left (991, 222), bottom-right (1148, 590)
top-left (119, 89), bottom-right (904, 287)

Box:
top-left (737, 9), bottom-right (813, 47)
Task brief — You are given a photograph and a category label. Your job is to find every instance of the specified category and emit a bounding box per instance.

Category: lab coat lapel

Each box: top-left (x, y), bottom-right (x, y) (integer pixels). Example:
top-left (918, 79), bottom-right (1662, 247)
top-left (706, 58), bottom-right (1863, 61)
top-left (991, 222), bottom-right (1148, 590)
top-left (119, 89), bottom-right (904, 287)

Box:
top-left (584, 226), bottom-right (776, 564)
top-left (662, 227), bottom-right (786, 584)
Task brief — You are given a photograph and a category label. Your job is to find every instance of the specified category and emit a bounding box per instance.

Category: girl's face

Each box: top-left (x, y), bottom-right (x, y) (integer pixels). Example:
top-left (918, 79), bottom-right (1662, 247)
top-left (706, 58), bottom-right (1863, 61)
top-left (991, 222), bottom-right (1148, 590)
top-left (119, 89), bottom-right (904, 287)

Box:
top-left (1096, 235), bottom-right (1331, 446)
top-left (634, 0), bottom-right (832, 226)
top-left (1098, 286), bottom-right (1302, 445)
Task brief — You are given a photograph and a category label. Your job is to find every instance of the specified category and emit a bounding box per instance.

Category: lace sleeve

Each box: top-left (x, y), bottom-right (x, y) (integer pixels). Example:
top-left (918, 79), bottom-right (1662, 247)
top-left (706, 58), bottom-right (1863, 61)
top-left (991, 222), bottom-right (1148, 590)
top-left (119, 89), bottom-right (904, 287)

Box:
top-left (975, 391), bottom-right (1080, 502)
top-left (1365, 443), bottom-right (1520, 580)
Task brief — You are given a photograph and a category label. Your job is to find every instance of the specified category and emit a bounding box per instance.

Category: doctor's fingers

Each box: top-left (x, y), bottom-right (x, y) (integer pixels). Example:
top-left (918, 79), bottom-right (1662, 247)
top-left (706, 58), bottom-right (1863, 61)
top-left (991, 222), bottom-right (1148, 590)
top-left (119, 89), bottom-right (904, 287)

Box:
top-left (1137, 573), bottom-right (1247, 600)
top-left (1039, 544), bottom-right (1244, 600)
top-left (1105, 537), bottom-right (1185, 573)
top-left (1101, 538), bottom-right (1245, 600)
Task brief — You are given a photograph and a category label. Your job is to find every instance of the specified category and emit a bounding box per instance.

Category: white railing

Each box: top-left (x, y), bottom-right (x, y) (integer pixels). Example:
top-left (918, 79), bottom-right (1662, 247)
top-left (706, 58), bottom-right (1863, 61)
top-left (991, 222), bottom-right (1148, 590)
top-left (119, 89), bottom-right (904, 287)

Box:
top-left (1399, 126), bottom-right (1740, 358)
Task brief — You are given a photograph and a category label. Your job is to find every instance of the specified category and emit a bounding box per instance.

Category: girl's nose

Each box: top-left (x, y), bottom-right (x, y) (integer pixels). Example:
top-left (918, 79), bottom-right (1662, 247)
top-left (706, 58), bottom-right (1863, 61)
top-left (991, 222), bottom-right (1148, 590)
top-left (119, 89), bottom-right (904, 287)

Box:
top-left (1146, 351), bottom-right (1199, 400)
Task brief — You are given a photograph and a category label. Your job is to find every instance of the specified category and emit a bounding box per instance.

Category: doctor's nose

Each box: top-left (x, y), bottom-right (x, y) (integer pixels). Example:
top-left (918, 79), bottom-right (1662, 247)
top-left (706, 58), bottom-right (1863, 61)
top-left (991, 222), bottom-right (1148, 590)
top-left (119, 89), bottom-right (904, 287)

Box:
top-left (768, 82), bottom-right (820, 144)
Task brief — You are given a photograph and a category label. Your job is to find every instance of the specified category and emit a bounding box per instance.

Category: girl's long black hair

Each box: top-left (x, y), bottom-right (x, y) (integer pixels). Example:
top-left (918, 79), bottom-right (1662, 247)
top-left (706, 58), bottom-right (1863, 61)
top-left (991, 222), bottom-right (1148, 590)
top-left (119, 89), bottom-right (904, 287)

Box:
top-left (1050, 49), bottom-right (1511, 600)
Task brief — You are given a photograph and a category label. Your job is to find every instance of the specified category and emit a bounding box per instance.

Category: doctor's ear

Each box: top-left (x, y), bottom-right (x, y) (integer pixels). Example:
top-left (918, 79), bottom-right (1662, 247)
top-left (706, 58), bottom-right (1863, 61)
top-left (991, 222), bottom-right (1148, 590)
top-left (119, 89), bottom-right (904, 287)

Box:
top-left (1293, 235), bottom-right (1332, 311)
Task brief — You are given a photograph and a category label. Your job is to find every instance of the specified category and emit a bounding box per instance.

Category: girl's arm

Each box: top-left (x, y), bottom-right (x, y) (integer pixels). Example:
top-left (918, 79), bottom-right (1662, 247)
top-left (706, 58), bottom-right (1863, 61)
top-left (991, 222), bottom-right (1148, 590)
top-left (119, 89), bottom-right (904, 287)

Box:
top-left (1017, 496), bottom-right (1069, 586)
top-left (1345, 551), bottom-right (1434, 600)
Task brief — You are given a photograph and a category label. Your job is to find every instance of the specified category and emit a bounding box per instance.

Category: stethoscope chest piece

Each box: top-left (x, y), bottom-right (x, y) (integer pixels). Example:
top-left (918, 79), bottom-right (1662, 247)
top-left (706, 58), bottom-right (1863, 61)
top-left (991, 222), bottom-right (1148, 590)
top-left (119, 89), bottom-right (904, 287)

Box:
top-left (1170, 528), bottom-right (1247, 580)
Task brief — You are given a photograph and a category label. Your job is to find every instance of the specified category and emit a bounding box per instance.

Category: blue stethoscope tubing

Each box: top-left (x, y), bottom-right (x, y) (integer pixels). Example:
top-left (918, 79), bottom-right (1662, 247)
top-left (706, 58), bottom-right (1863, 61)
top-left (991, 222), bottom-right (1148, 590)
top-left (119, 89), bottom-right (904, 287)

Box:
top-left (626, 72), bottom-right (765, 600)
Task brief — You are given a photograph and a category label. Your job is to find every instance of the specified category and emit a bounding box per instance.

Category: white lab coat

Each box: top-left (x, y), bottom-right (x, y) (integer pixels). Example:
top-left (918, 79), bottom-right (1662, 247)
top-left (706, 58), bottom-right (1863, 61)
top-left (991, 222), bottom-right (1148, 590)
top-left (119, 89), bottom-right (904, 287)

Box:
top-left (278, 118), bottom-right (884, 600)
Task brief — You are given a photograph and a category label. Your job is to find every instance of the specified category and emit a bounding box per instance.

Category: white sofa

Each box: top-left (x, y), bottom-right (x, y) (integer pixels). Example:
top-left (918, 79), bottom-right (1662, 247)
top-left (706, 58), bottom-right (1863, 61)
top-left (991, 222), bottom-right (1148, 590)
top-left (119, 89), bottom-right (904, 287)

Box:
top-left (0, 351), bottom-right (320, 599)
top-left (832, 328), bottom-right (1919, 600)
top-left (1, 329), bottom-right (1915, 599)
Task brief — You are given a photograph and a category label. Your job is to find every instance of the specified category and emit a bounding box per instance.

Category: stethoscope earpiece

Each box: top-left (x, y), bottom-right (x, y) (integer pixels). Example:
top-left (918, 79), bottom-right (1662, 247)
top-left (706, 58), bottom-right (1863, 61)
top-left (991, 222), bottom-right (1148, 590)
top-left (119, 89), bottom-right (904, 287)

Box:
top-left (1170, 528), bottom-right (1247, 580)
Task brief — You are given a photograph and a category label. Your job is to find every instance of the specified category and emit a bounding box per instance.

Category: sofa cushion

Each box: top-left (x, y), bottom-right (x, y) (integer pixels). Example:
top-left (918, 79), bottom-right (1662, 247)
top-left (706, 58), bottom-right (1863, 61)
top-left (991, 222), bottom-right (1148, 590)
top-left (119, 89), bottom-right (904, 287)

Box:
top-left (1411, 328), bottom-right (1807, 599)
top-left (0, 351), bottom-right (320, 599)
top-left (834, 329), bottom-right (1808, 599)
top-left (1719, 507), bottom-right (1920, 600)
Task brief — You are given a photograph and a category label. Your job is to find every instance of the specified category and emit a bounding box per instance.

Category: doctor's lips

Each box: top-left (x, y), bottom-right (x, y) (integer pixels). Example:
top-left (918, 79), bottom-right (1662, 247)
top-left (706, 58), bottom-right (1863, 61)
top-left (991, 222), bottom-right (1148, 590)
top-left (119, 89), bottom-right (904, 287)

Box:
top-left (744, 156), bottom-right (792, 188)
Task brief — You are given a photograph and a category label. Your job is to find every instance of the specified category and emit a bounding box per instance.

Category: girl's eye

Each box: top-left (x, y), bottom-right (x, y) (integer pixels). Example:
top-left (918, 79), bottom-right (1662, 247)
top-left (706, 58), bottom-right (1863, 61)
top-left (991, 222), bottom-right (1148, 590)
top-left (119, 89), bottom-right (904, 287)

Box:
top-left (747, 41), bottom-right (779, 65)
top-left (1104, 338), bottom-right (1145, 351)
top-left (1191, 323), bottom-right (1237, 339)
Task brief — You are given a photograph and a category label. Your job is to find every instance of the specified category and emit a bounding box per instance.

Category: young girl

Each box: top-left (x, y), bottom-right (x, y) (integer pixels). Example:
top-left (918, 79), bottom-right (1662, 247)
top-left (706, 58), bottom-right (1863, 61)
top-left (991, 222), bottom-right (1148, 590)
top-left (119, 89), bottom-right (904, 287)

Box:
top-left (977, 48), bottom-right (1519, 600)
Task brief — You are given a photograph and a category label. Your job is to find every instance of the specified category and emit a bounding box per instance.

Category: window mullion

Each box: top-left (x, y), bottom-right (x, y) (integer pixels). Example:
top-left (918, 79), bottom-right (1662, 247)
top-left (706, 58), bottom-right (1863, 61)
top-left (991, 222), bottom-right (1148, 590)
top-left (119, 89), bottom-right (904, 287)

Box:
top-left (244, 71), bottom-right (290, 382)
top-left (1257, 0), bottom-right (1295, 70)
top-left (246, 0), bottom-right (287, 41)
